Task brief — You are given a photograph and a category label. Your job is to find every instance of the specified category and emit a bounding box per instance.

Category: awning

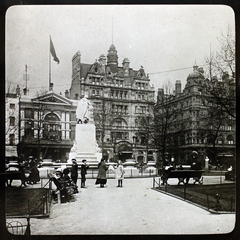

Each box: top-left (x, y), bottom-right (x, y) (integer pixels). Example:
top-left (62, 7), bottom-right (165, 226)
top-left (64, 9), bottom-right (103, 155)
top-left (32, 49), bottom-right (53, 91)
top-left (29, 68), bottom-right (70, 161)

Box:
top-left (5, 146), bottom-right (18, 157)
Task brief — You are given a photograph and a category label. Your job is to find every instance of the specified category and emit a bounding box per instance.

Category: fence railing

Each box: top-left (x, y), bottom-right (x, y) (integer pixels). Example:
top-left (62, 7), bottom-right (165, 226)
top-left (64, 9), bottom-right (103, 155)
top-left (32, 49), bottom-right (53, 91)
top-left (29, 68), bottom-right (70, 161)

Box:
top-left (152, 177), bottom-right (235, 213)
top-left (39, 167), bottom-right (158, 180)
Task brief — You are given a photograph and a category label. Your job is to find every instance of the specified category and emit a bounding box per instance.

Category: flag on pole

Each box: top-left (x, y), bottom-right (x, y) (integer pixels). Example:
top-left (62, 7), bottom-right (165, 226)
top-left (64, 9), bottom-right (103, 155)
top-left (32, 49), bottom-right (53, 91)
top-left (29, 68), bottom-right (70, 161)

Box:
top-left (50, 37), bottom-right (60, 64)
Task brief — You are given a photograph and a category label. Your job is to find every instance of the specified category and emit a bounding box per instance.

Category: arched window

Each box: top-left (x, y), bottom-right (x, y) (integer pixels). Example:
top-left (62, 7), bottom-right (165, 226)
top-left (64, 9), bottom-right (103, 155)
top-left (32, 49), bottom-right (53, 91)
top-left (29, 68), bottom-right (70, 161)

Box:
top-left (43, 113), bottom-right (61, 141)
top-left (112, 118), bottom-right (127, 128)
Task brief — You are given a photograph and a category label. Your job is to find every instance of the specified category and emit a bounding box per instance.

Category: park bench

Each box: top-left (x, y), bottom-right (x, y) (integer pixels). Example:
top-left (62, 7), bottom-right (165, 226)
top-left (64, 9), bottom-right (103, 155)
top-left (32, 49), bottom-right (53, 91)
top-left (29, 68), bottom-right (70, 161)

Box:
top-left (161, 169), bottom-right (204, 185)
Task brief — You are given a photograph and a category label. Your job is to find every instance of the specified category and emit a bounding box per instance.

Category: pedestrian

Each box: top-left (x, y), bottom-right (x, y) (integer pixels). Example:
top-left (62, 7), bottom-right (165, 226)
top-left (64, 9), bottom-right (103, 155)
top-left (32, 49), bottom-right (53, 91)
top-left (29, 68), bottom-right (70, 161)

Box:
top-left (95, 158), bottom-right (109, 188)
top-left (71, 158), bottom-right (78, 185)
top-left (28, 157), bottom-right (40, 184)
top-left (115, 160), bottom-right (125, 187)
top-left (81, 159), bottom-right (89, 188)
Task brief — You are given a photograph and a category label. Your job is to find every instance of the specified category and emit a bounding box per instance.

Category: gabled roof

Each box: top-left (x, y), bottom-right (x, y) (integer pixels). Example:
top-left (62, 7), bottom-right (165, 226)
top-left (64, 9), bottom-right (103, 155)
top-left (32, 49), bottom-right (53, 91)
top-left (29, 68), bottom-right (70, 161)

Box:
top-left (31, 91), bottom-right (73, 105)
top-left (81, 63), bottom-right (92, 78)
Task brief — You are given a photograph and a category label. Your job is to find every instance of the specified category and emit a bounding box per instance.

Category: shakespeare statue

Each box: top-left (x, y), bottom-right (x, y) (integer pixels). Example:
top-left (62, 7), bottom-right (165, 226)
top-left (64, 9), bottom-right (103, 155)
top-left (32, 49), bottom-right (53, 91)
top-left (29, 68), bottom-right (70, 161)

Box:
top-left (76, 95), bottom-right (93, 124)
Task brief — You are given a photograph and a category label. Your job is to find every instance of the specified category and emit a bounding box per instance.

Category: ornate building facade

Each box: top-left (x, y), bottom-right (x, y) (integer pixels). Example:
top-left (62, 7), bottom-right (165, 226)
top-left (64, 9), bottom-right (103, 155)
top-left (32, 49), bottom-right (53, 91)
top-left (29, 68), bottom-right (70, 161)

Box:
top-left (69, 44), bottom-right (156, 163)
top-left (17, 90), bottom-right (78, 161)
top-left (155, 65), bottom-right (235, 167)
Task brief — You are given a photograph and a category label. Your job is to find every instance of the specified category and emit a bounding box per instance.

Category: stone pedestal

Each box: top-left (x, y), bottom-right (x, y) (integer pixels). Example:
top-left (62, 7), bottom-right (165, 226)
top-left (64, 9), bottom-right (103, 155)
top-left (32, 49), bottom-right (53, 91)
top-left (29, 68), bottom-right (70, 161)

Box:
top-left (74, 124), bottom-right (101, 165)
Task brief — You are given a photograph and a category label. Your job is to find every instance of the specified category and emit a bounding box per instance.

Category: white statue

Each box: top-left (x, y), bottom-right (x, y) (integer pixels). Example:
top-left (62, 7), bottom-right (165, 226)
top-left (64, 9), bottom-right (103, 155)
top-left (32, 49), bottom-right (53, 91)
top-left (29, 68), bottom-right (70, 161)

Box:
top-left (76, 95), bottom-right (93, 124)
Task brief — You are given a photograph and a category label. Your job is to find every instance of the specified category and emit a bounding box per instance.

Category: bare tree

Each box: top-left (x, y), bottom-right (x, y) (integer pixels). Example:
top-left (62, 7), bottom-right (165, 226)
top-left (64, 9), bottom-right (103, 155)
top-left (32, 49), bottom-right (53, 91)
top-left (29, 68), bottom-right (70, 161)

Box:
top-left (201, 27), bottom-right (236, 119)
top-left (136, 81), bottom-right (186, 167)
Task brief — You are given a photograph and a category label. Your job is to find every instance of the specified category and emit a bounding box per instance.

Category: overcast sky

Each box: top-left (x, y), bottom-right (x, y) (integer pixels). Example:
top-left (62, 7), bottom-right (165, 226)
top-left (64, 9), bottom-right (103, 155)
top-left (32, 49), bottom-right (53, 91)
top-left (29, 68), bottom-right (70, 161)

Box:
top-left (6, 5), bottom-right (235, 97)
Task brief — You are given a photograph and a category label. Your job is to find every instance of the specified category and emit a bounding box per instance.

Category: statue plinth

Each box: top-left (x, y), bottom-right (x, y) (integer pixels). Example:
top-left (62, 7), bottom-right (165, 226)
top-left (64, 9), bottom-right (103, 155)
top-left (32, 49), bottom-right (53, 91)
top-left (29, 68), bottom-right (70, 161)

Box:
top-left (68, 123), bottom-right (102, 165)
top-left (76, 124), bottom-right (96, 153)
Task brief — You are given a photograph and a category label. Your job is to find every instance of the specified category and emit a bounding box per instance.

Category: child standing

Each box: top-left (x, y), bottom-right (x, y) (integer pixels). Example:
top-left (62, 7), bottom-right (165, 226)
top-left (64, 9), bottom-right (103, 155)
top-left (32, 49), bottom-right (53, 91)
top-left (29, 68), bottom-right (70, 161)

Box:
top-left (81, 159), bottom-right (89, 188)
top-left (115, 160), bottom-right (125, 187)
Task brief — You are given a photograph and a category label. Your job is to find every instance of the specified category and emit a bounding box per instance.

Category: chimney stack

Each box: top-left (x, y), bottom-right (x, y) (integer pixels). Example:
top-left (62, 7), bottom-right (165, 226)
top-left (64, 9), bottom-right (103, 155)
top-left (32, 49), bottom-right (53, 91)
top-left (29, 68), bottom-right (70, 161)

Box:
top-left (65, 90), bottom-right (69, 98)
top-left (16, 85), bottom-right (20, 96)
top-left (49, 83), bottom-right (54, 91)
top-left (175, 80), bottom-right (181, 95)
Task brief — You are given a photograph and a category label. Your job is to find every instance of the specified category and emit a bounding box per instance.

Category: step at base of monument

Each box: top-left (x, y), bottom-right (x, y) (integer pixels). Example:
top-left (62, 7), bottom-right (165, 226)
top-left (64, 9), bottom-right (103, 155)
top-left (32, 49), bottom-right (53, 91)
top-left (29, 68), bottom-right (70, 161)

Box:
top-left (76, 153), bottom-right (98, 164)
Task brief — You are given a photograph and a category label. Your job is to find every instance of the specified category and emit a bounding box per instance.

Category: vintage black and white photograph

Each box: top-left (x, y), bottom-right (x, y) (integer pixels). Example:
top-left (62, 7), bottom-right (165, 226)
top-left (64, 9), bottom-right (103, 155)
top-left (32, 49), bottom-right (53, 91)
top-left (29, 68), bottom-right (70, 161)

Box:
top-left (5, 4), bottom-right (236, 235)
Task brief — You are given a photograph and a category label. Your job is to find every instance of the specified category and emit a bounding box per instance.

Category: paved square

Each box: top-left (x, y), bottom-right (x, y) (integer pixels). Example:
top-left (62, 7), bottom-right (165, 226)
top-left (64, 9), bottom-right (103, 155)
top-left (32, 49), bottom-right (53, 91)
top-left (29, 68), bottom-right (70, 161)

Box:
top-left (6, 177), bottom-right (235, 235)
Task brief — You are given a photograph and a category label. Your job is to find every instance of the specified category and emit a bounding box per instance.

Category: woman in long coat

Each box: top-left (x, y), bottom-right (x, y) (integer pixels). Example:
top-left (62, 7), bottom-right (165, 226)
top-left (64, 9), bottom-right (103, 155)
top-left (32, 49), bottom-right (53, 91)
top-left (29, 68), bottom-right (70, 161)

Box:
top-left (95, 159), bottom-right (109, 188)
top-left (115, 160), bottom-right (125, 187)
top-left (28, 157), bottom-right (40, 184)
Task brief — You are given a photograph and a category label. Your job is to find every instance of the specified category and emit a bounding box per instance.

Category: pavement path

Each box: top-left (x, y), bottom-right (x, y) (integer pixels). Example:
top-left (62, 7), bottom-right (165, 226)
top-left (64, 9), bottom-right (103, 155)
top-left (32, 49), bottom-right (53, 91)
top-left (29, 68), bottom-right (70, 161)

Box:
top-left (6, 177), bottom-right (235, 235)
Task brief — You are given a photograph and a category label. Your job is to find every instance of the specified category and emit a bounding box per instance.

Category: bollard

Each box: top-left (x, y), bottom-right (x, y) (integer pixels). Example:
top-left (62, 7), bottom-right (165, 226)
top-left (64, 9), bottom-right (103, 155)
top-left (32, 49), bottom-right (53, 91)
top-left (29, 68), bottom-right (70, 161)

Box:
top-left (215, 194), bottom-right (221, 211)
top-left (207, 193), bottom-right (209, 210)
top-left (57, 191), bottom-right (61, 204)
top-left (184, 185), bottom-right (186, 200)
top-left (42, 196), bottom-right (45, 215)
top-left (45, 195), bottom-right (48, 214)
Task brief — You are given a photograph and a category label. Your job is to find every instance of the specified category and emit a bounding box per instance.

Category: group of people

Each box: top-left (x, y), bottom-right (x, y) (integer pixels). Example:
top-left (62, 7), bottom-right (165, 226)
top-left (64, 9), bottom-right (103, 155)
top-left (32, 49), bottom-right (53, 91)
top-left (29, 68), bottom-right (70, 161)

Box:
top-left (95, 158), bottom-right (125, 188)
top-left (50, 165), bottom-right (79, 201)
top-left (5, 155), bottom-right (40, 187)
top-left (51, 158), bottom-right (125, 196)
top-left (49, 158), bottom-right (125, 203)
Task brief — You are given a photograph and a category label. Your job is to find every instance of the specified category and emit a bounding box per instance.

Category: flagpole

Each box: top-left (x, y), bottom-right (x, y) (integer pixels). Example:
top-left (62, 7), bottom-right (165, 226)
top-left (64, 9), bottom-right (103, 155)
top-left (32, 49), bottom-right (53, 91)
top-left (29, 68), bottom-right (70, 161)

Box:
top-left (49, 35), bottom-right (51, 91)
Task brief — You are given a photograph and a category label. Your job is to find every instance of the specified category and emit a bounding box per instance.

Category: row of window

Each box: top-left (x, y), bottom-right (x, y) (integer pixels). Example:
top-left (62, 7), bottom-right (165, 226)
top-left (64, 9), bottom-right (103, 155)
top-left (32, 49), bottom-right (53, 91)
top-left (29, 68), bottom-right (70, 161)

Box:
top-left (136, 92), bottom-right (147, 100)
top-left (112, 105), bottom-right (128, 115)
top-left (111, 90), bottom-right (128, 99)
top-left (135, 106), bottom-right (148, 114)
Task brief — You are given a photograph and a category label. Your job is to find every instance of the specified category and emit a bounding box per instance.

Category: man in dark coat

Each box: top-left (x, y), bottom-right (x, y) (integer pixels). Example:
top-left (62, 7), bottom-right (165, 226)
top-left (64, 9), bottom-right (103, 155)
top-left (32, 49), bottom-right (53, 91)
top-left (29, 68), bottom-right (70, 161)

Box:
top-left (81, 159), bottom-right (89, 188)
top-left (71, 159), bottom-right (78, 185)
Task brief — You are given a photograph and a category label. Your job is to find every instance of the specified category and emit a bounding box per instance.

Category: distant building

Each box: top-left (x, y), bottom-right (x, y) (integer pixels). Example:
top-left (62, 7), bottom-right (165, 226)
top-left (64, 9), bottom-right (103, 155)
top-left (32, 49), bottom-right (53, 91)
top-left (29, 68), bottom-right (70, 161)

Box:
top-left (155, 65), bottom-right (235, 166)
top-left (5, 87), bottom-right (20, 159)
top-left (69, 44), bottom-right (156, 163)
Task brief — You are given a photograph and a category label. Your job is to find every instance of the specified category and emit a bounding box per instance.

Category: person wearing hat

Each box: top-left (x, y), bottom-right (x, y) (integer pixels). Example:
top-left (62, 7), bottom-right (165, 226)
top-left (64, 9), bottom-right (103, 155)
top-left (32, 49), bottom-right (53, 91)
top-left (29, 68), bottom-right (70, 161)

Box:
top-left (95, 158), bottom-right (109, 188)
top-left (81, 159), bottom-right (89, 188)
top-left (71, 159), bottom-right (78, 185)
top-left (28, 157), bottom-right (40, 184)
